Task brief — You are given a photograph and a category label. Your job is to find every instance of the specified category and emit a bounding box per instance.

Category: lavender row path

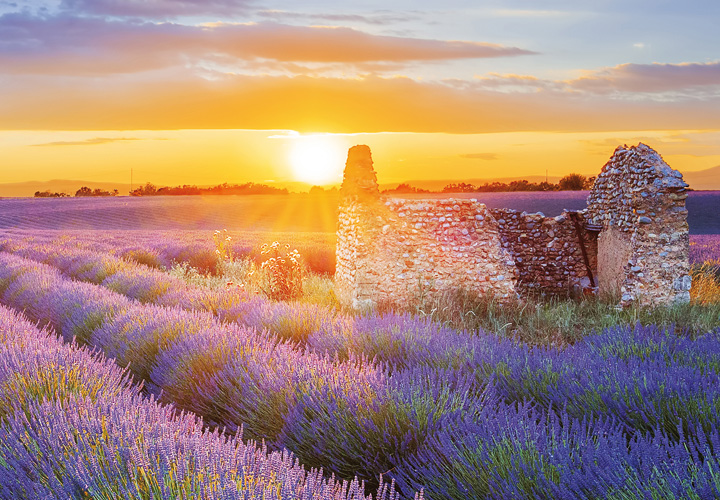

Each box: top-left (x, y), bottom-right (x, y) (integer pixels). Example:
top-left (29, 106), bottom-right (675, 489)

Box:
top-left (0, 305), bottom-right (387, 500)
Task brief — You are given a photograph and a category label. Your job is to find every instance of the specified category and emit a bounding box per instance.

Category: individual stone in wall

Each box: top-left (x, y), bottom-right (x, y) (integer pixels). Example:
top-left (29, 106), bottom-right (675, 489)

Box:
top-left (340, 145), bottom-right (380, 201)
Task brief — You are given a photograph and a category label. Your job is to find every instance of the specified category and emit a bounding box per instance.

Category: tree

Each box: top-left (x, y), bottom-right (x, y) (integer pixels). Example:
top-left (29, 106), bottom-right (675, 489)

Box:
top-left (442, 182), bottom-right (477, 193)
top-left (381, 183), bottom-right (431, 194)
top-left (75, 186), bottom-right (93, 197)
top-left (558, 173), bottom-right (588, 191)
top-left (130, 182), bottom-right (158, 196)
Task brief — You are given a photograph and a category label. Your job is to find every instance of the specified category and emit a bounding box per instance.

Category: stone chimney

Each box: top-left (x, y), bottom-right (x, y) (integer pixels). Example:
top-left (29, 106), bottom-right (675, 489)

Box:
top-left (340, 145), bottom-right (380, 201)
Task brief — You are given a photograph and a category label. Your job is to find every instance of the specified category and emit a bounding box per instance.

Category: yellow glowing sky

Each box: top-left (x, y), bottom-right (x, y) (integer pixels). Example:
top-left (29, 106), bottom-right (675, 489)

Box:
top-left (3, 129), bottom-right (719, 190)
top-left (1, 1), bottom-right (719, 193)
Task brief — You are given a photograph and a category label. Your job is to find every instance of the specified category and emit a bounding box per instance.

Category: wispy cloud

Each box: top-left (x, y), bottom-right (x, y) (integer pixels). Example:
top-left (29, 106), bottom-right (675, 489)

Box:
top-left (59, 0), bottom-right (256, 19)
top-left (0, 13), bottom-right (536, 76)
top-left (470, 73), bottom-right (562, 93)
top-left (460, 153), bottom-right (498, 160)
top-left (255, 9), bottom-right (422, 26)
top-left (467, 62), bottom-right (720, 98)
top-left (31, 137), bottom-right (160, 146)
top-left (567, 61), bottom-right (720, 94)
top-left (490, 9), bottom-right (578, 18)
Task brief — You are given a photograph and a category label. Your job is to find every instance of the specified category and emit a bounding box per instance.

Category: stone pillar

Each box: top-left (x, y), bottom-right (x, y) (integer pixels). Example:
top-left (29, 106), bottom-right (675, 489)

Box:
top-left (336, 145), bottom-right (380, 309)
top-left (340, 145), bottom-right (380, 201)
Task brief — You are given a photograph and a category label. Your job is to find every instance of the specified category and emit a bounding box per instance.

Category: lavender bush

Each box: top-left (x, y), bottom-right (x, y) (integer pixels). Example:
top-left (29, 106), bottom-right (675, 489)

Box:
top-left (0, 305), bottom-right (400, 500)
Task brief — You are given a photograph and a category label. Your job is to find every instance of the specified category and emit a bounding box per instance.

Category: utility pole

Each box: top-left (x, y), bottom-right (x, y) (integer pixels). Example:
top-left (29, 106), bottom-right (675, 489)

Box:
top-left (130, 168), bottom-right (133, 195)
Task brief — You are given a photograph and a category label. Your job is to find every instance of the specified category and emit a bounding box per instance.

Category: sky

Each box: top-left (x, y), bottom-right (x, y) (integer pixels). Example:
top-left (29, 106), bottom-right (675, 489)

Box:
top-left (1, 0), bottom-right (719, 191)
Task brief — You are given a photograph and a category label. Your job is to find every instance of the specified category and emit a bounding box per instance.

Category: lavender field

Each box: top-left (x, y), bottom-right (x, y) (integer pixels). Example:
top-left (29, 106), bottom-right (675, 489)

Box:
top-left (0, 196), bottom-right (719, 498)
top-left (0, 190), bottom-right (718, 233)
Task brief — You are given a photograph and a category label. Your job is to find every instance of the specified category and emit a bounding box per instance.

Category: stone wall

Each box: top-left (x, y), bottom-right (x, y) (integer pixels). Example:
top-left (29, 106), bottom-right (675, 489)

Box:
top-left (587, 143), bottom-right (691, 306)
top-left (336, 142), bottom-right (690, 310)
top-left (491, 209), bottom-right (598, 296)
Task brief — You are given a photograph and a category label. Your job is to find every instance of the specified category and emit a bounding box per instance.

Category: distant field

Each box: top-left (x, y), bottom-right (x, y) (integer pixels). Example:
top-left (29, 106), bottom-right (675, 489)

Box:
top-left (0, 190), bottom-right (716, 234)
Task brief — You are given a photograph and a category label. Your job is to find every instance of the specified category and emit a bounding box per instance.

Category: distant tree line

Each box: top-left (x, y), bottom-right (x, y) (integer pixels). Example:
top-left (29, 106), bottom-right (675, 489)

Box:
top-left (382, 173), bottom-right (596, 194)
top-left (31, 174), bottom-right (594, 199)
top-left (34, 187), bottom-right (118, 198)
top-left (75, 186), bottom-right (119, 197)
top-left (34, 190), bottom-right (69, 198)
top-left (130, 182), bottom-right (289, 196)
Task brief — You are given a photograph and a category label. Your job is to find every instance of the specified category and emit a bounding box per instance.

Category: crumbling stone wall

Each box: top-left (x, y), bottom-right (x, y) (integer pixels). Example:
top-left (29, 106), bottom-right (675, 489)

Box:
top-left (491, 209), bottom-right (598, 296)
top-left (336, 142), bottom-right (690, 310)
top-left (587, 143), bottom-right (690, 306)
top-left (335, 146), bottom-right (517, 310)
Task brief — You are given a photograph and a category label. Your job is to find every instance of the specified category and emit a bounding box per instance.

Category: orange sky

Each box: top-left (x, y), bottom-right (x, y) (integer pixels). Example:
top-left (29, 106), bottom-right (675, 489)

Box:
top-left (1, 2), bottom-right (719, 192)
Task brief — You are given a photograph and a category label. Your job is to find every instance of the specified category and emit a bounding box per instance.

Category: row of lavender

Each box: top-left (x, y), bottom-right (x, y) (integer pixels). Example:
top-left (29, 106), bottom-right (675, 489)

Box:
top-left (2, 249), bottom-right (720, 497)
top-left (0, 234), bottom-right (348, 347)
top-left (0, 304), bottom-right (392, 500)
top-left (0, 251), bottom-right (433, 495)
top-left (0, 229), bottom-right (336, 275)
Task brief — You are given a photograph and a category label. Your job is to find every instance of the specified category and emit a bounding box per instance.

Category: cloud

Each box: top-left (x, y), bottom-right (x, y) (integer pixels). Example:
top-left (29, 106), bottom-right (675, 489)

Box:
top-left (31, 137), bottom-right (161, 146)
top-left (203, 23), bottom-right (536, 63)
top-left (470, 73), bottom-right (562, 93)
top-left (0, 13), bottom-right (536, 75)
top-left (567, 61), bottom-right (720, 94)
top-left (460, 153), bottom-right (498, 160)
top-left (490, 9), bottom-right (578, 18)
top-left (2, 72), bottom-right (718, 134)
top-left (467, 62), bottom-right (720, 98)
top-left (59, 0), bottom-right (255, 19)
top-left (255, 9), bottom-right (421, 26)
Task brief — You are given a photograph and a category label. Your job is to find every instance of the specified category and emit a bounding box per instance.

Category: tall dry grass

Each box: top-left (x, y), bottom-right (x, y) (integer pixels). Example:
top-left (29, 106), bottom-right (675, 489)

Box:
top-left (690, 260), bottom-right (720, 305)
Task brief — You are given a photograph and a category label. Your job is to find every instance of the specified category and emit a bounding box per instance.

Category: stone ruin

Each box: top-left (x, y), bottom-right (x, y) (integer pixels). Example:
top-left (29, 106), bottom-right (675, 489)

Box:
top-left (335, 143), bottom-right (691, 310)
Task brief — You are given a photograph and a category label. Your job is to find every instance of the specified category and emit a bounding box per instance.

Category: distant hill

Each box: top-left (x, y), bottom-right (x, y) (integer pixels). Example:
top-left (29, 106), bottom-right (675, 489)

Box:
top-left (683, 165), bottom-right (720, 191)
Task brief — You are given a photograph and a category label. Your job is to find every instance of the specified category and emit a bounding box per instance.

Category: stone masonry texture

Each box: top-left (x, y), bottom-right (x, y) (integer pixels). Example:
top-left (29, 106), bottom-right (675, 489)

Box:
top-left (336, 143), bottom-right (690, 310)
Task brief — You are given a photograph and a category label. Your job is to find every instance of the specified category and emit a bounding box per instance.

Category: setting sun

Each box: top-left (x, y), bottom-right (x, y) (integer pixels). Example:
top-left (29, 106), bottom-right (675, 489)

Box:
top-left (288, 135), bottom-right (346, 185)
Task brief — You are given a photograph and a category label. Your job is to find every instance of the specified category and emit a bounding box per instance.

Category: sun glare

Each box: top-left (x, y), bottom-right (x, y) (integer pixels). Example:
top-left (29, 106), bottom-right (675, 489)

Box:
top-left (288, 135), bottom-right (345, 185)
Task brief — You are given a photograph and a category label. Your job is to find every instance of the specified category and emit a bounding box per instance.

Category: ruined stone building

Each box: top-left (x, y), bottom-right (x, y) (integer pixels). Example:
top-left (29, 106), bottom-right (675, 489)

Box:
top-left (335, 143), bottom-right (691, 310)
